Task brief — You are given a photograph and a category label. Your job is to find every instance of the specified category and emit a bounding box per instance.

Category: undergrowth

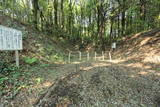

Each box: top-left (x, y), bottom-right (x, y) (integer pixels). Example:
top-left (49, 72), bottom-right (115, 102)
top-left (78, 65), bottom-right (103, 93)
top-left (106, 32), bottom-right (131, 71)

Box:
top-left (0, 63), bottom-right (31, 99)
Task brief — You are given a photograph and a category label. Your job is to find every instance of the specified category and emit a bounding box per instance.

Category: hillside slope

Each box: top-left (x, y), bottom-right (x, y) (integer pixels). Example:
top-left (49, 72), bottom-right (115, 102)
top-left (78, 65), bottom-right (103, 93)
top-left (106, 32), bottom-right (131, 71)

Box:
top-left (0, 15), bottom-right (70, 107)
top-left (0, 15), bottom-right (68, 64)
top-left (114, 28), bottom-right (160, 66)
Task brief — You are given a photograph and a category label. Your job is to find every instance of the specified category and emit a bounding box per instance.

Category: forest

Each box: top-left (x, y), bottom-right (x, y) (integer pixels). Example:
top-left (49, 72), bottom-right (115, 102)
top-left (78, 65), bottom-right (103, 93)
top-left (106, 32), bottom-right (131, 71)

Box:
top-left (0, 0), bottom-right (160, 107)
top-left (1, 0), bottom-right (160, 49)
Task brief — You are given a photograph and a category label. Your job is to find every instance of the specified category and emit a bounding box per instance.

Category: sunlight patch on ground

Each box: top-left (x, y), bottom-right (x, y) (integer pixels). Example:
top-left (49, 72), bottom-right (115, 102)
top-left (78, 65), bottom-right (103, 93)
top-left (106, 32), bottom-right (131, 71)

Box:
top-left (131, 33), bottom-right (141, 39)
top-left (138, 71), bottom-right (148, 75)
top-left (148, 70), bottom-right (156, 73)
top-left (144, 55), bottom-right (160, 63)
top-left (129, 75), bottom-right (136, 78)
top-left (42, 82), bottom-right (53, 87)
top-left (80, 66), bottom-right (93, 71)
top-left (140, 37), bottom-right (152, 46)
top-left (79, 62), bottom-right (111, 71)
top-left (92, 62), bottom-right (111, 67)
top-left (108, 59), bottom-right (126, 63)
top-left (29, 98), bottom-right (37, 106)
top-left (156, 73), bottom-right (160, 76)
top-left (126, 63), bottom-right (152, 69)
top-left (72, 61), bottom-right (82, 64)
top-left (32, 80), bottom-right (53, 90)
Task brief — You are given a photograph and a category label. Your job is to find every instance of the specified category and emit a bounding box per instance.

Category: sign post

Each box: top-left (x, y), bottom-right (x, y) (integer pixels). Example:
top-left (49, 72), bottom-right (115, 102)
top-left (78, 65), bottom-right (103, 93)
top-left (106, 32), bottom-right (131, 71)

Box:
top-left (15, 50), bottom-right (19, 67)
top-left (0, 25), bottom-right (23, 67)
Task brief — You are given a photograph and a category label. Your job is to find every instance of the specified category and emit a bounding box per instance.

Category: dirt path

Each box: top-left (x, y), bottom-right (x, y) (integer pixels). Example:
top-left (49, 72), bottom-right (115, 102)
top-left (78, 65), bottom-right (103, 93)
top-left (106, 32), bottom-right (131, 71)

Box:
top-left (33, 60), bottom-right (160, 107)
top-left (1, 59), bottom-right (160, 107)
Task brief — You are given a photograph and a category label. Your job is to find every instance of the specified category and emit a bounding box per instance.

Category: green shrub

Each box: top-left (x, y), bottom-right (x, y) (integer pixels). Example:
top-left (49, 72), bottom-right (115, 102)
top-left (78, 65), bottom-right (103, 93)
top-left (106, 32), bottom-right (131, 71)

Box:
top-left (24, 57), bottom-right (38, 65)
top-left (156, 68), bottom-right (160, 71)
top-left (50, 53), bottom-right (65, 62)
top-left (0, 77), bottom-right (9, 85)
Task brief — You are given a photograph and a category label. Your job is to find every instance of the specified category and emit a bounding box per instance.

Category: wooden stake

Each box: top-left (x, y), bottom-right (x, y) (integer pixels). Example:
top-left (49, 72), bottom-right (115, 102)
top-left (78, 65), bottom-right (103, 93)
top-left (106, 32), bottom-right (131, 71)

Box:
top-left (87, 52), bottom-right (89, 61)
top-left (109, 51), bottom-right (112, 62)
top-left (79, 51), bottom-right (81, 60)
top-left (102, 51), bottom-right (104, 61)
top-left (15, 50), bottom-right (19, 67)
top-left (95, 52), bottom-right (97, 61)
top-left (68, 52), bottom-right (71, 63)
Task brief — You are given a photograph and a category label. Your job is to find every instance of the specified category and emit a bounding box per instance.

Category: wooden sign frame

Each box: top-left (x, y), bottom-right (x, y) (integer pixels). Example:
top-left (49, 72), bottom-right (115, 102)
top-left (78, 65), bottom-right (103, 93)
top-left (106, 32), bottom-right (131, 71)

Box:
top-left (0, 25), bottom-right (23, 67)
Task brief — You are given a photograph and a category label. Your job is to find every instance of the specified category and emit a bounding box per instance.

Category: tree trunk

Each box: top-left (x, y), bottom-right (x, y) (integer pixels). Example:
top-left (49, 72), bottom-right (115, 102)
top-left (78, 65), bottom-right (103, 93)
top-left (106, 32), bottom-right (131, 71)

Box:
top-left (61, 0), bottom-right (64, 29)
top-left (32, 0), bottom-right (39, 29)
top-left (121, 11), bottom-right (125, 36)
top-left (54, 0), bottom-right (58, 27)
top-left (110, 17), bottom-right (115, 43)
top-left (139, 0), bottom-right (146, 30)
top-left (121, 0), bottom-right (126, 36)
top-left (68, 0), bottom-right (73, 34)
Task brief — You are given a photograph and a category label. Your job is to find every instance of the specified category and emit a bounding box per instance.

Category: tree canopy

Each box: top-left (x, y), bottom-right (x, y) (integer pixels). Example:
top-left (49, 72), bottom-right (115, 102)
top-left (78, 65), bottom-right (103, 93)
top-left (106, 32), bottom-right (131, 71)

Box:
top-left (0, 0), bottom-right (160, 50)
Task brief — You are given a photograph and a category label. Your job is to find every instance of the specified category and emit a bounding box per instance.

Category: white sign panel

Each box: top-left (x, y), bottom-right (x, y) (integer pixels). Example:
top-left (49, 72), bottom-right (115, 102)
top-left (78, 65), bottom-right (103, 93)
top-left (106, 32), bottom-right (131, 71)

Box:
top-left (111, 42), bottom-right (116, 49)
top-left (0, 25), bottom-right (22, 50)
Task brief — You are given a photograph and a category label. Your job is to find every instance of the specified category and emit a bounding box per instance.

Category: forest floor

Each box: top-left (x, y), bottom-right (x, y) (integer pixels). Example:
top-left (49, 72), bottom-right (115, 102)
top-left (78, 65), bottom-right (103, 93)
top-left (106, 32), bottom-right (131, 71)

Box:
top-left (2, 59), bottom-right (160, 107)
top-left (34, 29), bottom-right (160, 107)
top-left (34, 61), bottom-right (160, 107)
top-left (0, 16), bottom-right (160, 107)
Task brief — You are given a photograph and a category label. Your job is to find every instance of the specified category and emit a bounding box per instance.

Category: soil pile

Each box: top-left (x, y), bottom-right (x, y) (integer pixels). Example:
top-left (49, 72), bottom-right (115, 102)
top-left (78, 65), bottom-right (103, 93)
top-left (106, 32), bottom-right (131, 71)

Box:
top-left (34, 62), bottom-right (160, 107)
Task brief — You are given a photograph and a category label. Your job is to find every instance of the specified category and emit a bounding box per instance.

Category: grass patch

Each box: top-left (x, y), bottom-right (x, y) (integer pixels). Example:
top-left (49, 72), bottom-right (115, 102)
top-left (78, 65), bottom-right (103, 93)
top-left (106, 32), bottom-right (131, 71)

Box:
top-left (155, 68), bottom-right (160, 71)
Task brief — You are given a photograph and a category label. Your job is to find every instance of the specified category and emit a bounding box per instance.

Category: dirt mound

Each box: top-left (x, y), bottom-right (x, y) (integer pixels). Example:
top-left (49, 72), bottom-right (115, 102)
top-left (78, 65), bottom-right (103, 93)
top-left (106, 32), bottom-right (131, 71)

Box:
top-left (34, 62), bottom-right (160, 107)
top-left (34, 71), bottom-right (83, 107)
top-left (115, 29), bottom-right (160, 64)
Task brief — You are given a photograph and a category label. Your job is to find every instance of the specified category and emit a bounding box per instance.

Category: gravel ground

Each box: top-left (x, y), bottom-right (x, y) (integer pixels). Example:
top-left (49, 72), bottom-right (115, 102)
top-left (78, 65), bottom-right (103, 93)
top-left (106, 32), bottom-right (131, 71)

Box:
top-left (34, 61), bottom-right (160, 107)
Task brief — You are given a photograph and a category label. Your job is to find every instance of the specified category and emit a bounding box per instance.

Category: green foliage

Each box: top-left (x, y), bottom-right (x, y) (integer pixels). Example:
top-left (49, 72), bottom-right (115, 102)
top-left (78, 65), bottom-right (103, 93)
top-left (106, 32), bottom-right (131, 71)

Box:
top-left (0, 61), bottom-right (19, 76)
top-left (50, 53), bottom-right (65, 62)
top-left (3, 19), bottom-right (29, 39)
top-left (0, 70), bottom-right (31, 98)
top-left (0, 77), bottom-right (9, 85)
top-left (1, 0), bottom-right (160, 48)
top-left (155, 68), bottom-right (160, 71)
top-left (24, 57), bottom-right (39, 65)
top-left (35, 77), bottom-right (43, 84)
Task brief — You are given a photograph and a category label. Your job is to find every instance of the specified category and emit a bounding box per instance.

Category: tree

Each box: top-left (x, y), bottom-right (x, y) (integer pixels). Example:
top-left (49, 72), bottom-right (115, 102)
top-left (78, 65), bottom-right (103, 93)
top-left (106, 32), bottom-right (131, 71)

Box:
top-left (1, 0), bottom-right (159, 49)
top-left (53, 0), bottom-right (58, 26)
top-left (32, 0), bottom-right (39, 28)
